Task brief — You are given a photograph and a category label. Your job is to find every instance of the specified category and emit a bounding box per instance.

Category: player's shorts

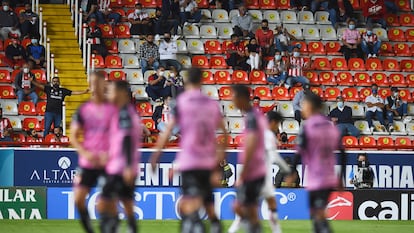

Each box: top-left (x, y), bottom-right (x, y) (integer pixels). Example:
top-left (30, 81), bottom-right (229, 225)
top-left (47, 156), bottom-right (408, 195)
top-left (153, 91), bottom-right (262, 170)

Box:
top-left (181, 170), bottom-right (213, 204)
top-left (237, 176), bottom-right (265, 205)
top-left (75, 167), bottom-right (105, 188)
top-left (309, 189), bottom-right (333, 210)
top-left (101, 175), bottom-right (135, 200)
top-left (260, 173), bottom-right (275, 198)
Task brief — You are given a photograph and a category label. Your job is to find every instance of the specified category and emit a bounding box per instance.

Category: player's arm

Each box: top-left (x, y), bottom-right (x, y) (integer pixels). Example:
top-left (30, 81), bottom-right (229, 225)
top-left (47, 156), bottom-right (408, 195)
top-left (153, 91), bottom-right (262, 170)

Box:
top-left (150, 119), bottom-right (176, 170)
top-left (240, 131), bottom-right (257, 181)
top-left (216, 117), bottom-right (228, 163)
top-left (70, 124), bottom-right (94, 162)
top-left (28, 76), bottom-right (45, 90)
top-left (266, 134), bottom-right (291, 174)
top-left (71, 89), bottom-right (90, 95)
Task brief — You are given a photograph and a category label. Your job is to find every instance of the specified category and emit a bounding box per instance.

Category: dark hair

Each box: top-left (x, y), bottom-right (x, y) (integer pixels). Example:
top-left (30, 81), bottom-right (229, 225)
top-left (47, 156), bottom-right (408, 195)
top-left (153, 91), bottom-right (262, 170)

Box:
top-left (155, 7), bottom-right (161, 11)
top-left (262, 19), bottom-right (268, 24)
top-left (158, 65), bottom-right (165, 70)
top-left (135, 3), bottom-right (142, 7)
top-left (372, 83), bottom-right (378, 88)
top-left (253, 96), bottom-right (260, 101)
top-left (112, 80), bottom-right (132, 99)
top-left (187, 67), bottom-right (202, 85)
top-left (267, 111), bottom-right (283, 123)
top-left (231, 34), bottom-right (238, 39)
top-left (391, 87), bottom-right (398, 92)
top-left (357, 153), bottom-right (368, 161)
top-left (164, 31), bottom-right (171, 36)
top-left (303, 90), bottom-right (323, 111)
top-left (232, 84), bottom-right (250, 100)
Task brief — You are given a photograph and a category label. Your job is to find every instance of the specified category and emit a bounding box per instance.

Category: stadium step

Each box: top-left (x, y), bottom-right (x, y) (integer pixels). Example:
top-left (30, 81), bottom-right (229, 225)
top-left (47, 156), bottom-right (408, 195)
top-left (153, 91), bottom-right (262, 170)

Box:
top-left (42, 4), bottom-right (89, 135)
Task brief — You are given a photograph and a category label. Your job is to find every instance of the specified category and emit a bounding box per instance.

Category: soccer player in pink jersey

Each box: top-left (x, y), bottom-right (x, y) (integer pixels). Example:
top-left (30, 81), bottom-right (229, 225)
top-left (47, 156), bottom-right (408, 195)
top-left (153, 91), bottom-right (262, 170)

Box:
top-left (99, 80), bottom-right (142, 233)
top-left (287, 91), bottom-right (346, 233)
top-left (231, 85), bottom-right (267, 233)
top-left (150, 68), bottom-right (228, 233)
top-left (71, 71), bottom-right (116, 233)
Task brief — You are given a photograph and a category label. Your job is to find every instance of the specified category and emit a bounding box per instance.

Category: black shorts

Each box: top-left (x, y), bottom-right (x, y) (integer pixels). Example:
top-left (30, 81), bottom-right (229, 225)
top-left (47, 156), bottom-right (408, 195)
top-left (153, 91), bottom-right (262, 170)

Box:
top-left (101, 175), bottom-right (135, 200)
top-left (309, 189), bottom-right (333, 210)
top-left (181, 170), bottom-right (213, 204)
top-left (76, 167), bottom-right (105, 188)
top-left (237, 177), bottom-right (265, 205)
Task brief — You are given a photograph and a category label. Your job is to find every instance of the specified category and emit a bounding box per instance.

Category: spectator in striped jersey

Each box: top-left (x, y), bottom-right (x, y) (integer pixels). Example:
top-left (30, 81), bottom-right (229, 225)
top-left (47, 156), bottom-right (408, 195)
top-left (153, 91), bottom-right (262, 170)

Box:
top-left (86, 17), bottom-right (108, 58)
top-left (285, 47), bottom-right (311, 89)
top-left (95, 0), bottom-right (121, 25)
top-left (361, 24), bottom-right (381, 59)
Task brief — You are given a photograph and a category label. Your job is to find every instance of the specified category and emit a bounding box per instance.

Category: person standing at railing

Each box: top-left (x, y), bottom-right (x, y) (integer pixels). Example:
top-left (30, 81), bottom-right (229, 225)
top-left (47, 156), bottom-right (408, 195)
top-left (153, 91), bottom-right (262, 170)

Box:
top-left (29, 76), bottom-right (89, 137)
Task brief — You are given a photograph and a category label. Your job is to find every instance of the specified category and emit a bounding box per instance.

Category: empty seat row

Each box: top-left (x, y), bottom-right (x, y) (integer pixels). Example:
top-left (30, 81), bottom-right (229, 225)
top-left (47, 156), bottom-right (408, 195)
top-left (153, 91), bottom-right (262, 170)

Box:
top-left (6, 116), bottom-right (46, 131)
top-left (0, 100), bottom-right (46, 116)
top-left (0, 85), bottom-right (47, 100)
top-left (343, 136), bottom-right (414, 149)
top-left (312, 57), bottom-right (414, 72)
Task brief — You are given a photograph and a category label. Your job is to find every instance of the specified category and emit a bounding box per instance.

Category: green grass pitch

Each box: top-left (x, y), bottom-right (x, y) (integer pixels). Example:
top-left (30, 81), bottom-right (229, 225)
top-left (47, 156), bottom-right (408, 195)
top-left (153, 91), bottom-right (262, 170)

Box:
top-left (1, 220), bottom-right (413, 233)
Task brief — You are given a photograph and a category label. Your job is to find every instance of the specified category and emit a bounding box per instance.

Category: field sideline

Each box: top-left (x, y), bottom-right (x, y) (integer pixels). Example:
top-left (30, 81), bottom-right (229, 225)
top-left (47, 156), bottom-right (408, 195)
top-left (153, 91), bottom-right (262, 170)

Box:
top-left (1, 220), bottom-right (413, 233)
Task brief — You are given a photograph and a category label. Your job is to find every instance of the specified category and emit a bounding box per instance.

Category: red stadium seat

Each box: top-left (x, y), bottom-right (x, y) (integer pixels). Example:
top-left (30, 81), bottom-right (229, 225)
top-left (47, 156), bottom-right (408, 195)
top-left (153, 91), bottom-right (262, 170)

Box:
top-left (0, 40), bottom-right (3, 51)
top-left (377, 137), bottom-right (395, 148)
top-left (141, 0), bottom-right (159, 7)
top-left (92, 55), bottom-right (105, 68)
top-left (337, 72), bottom-right (354, 86)
top-left (359, 88), bottom-right (372, 101)
top-left (18, 101), bottom-right (36, 115)
top-left (98, 24), bottom-right (114, 38)
top-left (259, 0), bottom-right (276, 9)
top-left (136, 102), bottom-right (153, 117)
top-left (379, 88), bottom-right (391, 99)
top-left (0, 69), bottom-right (11, 83)
top-left (398, 89), bottom-right (412, 102)
top-left (401, 59), bottom-right (414, 72)
top-left (407, 74), bottom-right (414, 87)
top-left (272, 87), bottom-right (290, 100)
top-left (217, 135), bottom-right (233, 146)
top-left (36, 87), bottom-right (47, 100)
top-left (114, 24), bottom-right (131, 38)
top-left (250, 70), bottom-right (267, 84)
top-left (201, 70), bottom-right (215, 84)
top-left (319, 71), bottom-right (336, 86)
top-left (214, 70), bottom-right (232, 84)
top-left (312, 57), bottom-right (331, 70)
top-left (394, 43), bottom-right (411, 56)
top-left (289, 87), bottom-right (303, 98)
top-left (124, 0), bottom-right (139, 7)
top-left (22, 117), bottom-right (40, 131)
top-left (275, 0), bottom-right (290, 9)
top-left (310, 86), bottom-right (324, 98)
top-left (232, 70), bottom-right (249, 84)
top-left (405, 29), bottom-right (414, 42)
top-left (21, 38), bottom-right (32, 49)
top-left (379, 42), bottom-right (395, 56)
top-left (219, 86), bottom-right (234, 100)
top-left (12, 133), bottom-right (26, 142)
top-left (359, 136), bottom-right (377, 148)
top-left (36, 102), bottom-right (46, 115)
top-left (325, 41), bottom-right (342, 55)
top-left (192, 55), bottom-right (209, 68)
top-left (386, 14), bottom-right (400, 27)
top-left (395, 137), bottom-right (413, 147)
top-left (14, 6), bottom-right (26, 15)
top-left (221, 40), bottom-right (232, 52)
top-left (195, 0), bottom-right (209, 8)
top-left (397, 0), bottom-right (411, 11)
top-left (210, 56), bottom-right (227, 69)
top-left (142, 119), bottom-right (157, 131)
top-left (254, 87), bottom-right (272, 100)
top-left (308, 42), bottom-right (325, 55)
top-left (0, 54), bottom-right (7, 67)
top-left (105, 55), bottom-right (122, 68)
top-left (233, 135), bottom-right (245, 147)
top-left (32, 70), bottom-right (47, 84)
top-left (108, 70), bottom-right (126, 81)
top-left (372, 72), bottom-right (389, 87)
top-left (388, 28), bottom-right (406, 41)
top-left (354, 72), bottom-right (372, 86)
top-left (304, 71), bottom-right (319, 84)
top-left (292, 41), bottom-right (308, 54)
top-left (205, 40), bottom-right (223, 54)
top-left (245, 0), bottom-right (259, 8)
top-left (349, 0), bottom-right (360, 10)
top-left (342, 87), bottom-right (359, 101)
top-left (104, 40), bottom-right (118, 54)
top-left (365, 58), bottom-right (383, 71)
top-left (324, 87), bottom-right (341, 101)
top-left (342, 136), bottom-right (358, 148)
top-left (0, 85), bottom-right (16, 99)
top-left (389, 74), bottom-right (407, 87)
top-left (383, 59), bottom-right (400, 72)
top-left (348, 58), bottom-right (365, 71)
top-left (109, 0), bottom-right (123, 8)
top-left (331, 57), bottom-right (348, 71)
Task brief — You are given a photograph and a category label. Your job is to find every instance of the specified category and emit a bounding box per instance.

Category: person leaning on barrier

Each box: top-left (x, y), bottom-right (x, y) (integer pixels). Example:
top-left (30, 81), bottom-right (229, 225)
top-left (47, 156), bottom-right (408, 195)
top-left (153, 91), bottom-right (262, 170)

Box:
top-left (349, 153), bottom-right (375, 189)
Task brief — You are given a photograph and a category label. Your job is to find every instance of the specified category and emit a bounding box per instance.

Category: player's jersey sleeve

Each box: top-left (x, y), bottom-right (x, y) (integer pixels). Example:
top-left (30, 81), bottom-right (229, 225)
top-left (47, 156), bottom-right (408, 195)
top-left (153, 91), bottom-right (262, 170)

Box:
top-left (62, 88), bottom-right (72, 97)
top-left (118, 107), bottom-right (133, 133)
top-left (44, 86), bottom-right (51, 96)
top-left (245, 112), bottom-right (258, 132)
top-left (296, 124), bottom-right (307, 154)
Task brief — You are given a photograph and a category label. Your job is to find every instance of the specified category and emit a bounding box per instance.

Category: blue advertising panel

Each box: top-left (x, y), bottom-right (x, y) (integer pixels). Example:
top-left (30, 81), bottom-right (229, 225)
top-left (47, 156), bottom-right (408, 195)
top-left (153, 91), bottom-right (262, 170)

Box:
top-left (47, 187), bottom-right (309, 220)
top-left (0, 149), bottom-right (14, 186)
top-left (14, 150), bottom-right (78, 187)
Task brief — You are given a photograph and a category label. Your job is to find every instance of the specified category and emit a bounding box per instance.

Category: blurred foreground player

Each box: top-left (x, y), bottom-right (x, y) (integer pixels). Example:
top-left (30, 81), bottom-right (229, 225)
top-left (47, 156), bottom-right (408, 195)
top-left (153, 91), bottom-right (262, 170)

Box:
top-left (71, 71), bottom-right (116, 233)
top-left (286, 91), bottom-right (346, 233)
top-left (99, 81), bottom-right (142, 233)
top-left (150, 68), bottom-right (228, 233)
top-left (228, 111), bottom-right (290, 233)
top-left (231, 85), bottom-right (267, 233)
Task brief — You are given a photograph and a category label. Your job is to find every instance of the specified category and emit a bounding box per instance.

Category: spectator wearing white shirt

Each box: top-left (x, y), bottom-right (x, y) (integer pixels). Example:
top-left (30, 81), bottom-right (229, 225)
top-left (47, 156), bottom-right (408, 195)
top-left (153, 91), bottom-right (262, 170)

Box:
top-left (231, 5), bottom-right (254, 38)
top-left (128, 3), bottom-right (152, 37)
top-left (95, 0), bottom-right (121, 25)
top-left (159, 32), bottom-right (182, 72)
top-left (179, 0), bottom-right (201, 26)
top-left (274, 25), bottom-right (300, 54)
top-left (365, 84), bottom-right (386, 132)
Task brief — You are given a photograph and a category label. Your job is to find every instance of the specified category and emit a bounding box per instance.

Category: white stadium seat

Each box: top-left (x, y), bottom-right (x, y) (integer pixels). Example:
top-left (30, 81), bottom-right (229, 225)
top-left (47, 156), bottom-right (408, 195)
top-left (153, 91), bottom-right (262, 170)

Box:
top-left (212, 9), bottom-right (230, 23)
top-left (177, 55), bottom-right (192, 69)
top-left (277, 101), bottom-right (294, 118)
top-left (1, 99), bottom-right (18, 115)
top-left (131, 85), bottom-right (148, 99)
top-left (200, 9), bottom-right (212, 23)
top-left (320, 25), bottom-right (337, 40)
top-left (391, 121), bottom-right (407, 136)
top-left (284, 24), bottom-right (303, 40)
top-left (263, 10), bottom-right (281, 24)
top-left (118, 39), bottom-right (136, 54)
top-left (354, 120), bottom-right (371, 135)
top-left (200, 25), bottom-right (218, 39)
top-left (406, 123), bottom-right (414, 136)
top-left (122, 54), bottom-right (140, 69)
top-left (349, 103), bottom-right (365, 118)
top-left (281, 11), bottom-right (298, 24)
top-left (183, 24), bottom-right (200, 39)
top-left (176, 40), bottom-right (188, 54)
top-left (126, 70), bottom-right (145, 85)
top-left (373, 28), bottom-right (388, 41)
top-left (282, 119), bottom-right (300, 134)
top-left (8, 116), bottom-right (22, 130)
top-left (222, 101), bottom-right (242, 117)
top-left (315, 11), bottom-right (330, 25)
top-left (186, 39), bottom-right (205, 54)
top-left (228, 117), bottom-right (245, 133)
top-left (201, 85), bottom-right (219, 100)
top-left (298, 11), bottom-right (315, 24)
top-left (303, 26), bottom-right (321, 40)
top-left (249, 10), bottom-right (263, 23)
top-left (217, 24), bottom-right (233, 39)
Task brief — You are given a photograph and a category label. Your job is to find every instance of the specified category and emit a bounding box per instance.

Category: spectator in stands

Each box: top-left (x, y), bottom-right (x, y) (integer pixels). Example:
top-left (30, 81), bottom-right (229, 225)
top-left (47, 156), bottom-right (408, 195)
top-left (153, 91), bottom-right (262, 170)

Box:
top-left (274, 25), bottom-right (300, 55)
top-left (266, 52), bottom-right (287, 86)
top-left (139, 34), bottom-right (160, 75)
top-left (128, 4), bottom-right (152, 38)
top-left (311, 0), bottom-right (329, 12)
top-left (292, 84), bottom-right (310, 124)
top-left (255, 19), bottom-right (273, 57)
top-left (14, 63), bottom-right (38, 104)
top-left (252, 96), bottom-right (277, 114)
top-left (365, 84), bottom-right (386, 132)
top-left (290, 0), bottom-right (310, 10)
top-left (231, 5), bottom-right (254, 38)
top-left (30, 76), bottom-right (89, 137)
top-left (0, 0), bottom-right (19, 40)
top-left (152, 7), bottom-right (179, 36)
top-left (79, 0), bottom-right (97, 21)
top-left (363, 0), bottom-right (387, 29)
top-left (145, 66), bottom-right (172, 101)
top-left (361, 24), bottom-right (381, 58)
top-left (86, 18), bottom-right (108, 58)
top-left (341, 19), bottom-right (363, 61)
top-left (274, 157), bottom-right (301, 188)
top-left (246, 38), bottom-right (261, 71)
top-left (19, 3), bottom-right (38, 39)
top-left (384, 0), bottom-right (399, 14)
top-left (95, 0), bottom-right (121, 25)
top-left (27, 35), bottom-right (46, 69)
top-left (285, 48), bottom-right (311, 88)
top-left (225, 34), bottom-right (250, 71)
top-left (50, 127), bottom-right (68, 142)
top-left (167, 66), bottom-right (184, 98)
top-left (26, 128), bottom-right (42, 143)
top-left (0, 108), bottom-right (13, 142)
top-left (329, 96), bottom-right (360, 138)
top-left (349, 153), bottom-right (374, 189)
top-left (385, 87), bottom-right (411, 132)
top-left (324, 0), bottom-right (354, 28)
top-left (152, 96), bottom-right (179, 141)
top-left (179, 0), bottom-right (202, 26)
top-left (159, 32), bottom-right (182, 72)
top-left (5, 37), bottom-right (27, 69)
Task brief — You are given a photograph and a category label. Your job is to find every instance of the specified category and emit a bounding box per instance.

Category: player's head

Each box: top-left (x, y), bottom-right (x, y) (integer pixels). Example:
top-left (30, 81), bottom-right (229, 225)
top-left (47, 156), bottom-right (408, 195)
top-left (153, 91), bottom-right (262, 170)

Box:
top-left (301, 90), bottom-right (323, 119)
top-left (185, 67), bottom-right (202, 89)
top-left (107, 80), bottom-right (131, 106)
top-left (267, 111), bottom-right (283, 133)
top-left (89, 71), bottom-right (107, 102)
top-left (232, 84), bottom-right (251, 111)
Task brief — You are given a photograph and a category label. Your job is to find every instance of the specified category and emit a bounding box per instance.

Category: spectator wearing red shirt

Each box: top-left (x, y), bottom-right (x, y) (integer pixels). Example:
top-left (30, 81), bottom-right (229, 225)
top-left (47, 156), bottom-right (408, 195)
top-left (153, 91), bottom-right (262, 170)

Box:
top-left (225, 34), bottom-right (250, 71)
top-left (361, 24), bottom-right (381, 58)
top-left (363, 0), bottom-right (387, 29)
top-left (5, 37), bottom-right (26, 69)
top-left (255, 19), bottom-right (273, 57)
top-left (0, 108), bottom-right (13, 142)
top-left (252, 96), bottom-right (277, 114)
